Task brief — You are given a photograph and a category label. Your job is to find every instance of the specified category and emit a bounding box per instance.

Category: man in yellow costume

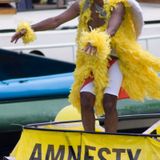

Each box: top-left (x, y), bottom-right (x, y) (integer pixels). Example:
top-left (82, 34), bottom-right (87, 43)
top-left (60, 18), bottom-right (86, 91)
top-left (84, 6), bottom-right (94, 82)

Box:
top-left (11, 0), bottom-right (160, 133)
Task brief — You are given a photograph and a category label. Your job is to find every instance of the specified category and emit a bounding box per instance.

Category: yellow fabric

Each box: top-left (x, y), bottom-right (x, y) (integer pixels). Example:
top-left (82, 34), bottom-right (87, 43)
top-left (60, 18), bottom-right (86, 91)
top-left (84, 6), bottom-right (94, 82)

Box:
top-left (16, 22), bottom-right (36, 44)
top-left (11, 129), bottom-right (160, 159)
top-left (69, 0), bottom-right (160, 116)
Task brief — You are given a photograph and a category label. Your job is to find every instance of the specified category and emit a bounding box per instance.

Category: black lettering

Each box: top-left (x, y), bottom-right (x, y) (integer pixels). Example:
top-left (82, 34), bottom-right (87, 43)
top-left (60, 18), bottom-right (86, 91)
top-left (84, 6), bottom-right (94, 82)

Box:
top-left (68, 145), bottom-right (81, 160)
top-left (127, 149), bottom-right (141, 160)
top-left (98, 148), bottom-right (111, 160)
top-left (112, 148), bottom-right (125, 160)
top-left (29, 143), bottom-right (42, 160)
top-left (45, 145), bottom-right (65, 160)
top-left (84, 145), bottom-right (96, 160)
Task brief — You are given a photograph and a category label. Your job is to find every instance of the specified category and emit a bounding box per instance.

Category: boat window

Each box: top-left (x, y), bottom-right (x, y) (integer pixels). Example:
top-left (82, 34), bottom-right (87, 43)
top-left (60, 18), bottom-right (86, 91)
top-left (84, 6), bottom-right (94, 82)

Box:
top-left (0, 0), bottom-right (17, 14)
top-left (16, 0), bottom-right (75, 11)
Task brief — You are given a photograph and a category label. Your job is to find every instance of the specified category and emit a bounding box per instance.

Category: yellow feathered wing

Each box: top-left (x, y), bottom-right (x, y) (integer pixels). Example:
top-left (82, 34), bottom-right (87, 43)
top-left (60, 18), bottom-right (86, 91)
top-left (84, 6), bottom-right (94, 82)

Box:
top-left (111, 5), bottom-right (160, 101)
top-left (69, 0), bottom-right (160, 116)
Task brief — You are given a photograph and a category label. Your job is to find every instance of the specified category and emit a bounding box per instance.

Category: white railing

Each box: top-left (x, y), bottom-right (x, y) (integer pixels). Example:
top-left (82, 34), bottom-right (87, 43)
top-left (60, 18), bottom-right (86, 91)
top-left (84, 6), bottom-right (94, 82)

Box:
top-left (3, 43), bottom-right (76, 52)
top-left (139, 34), bottom-right (160, 46)
top-left (140, 35), bottom-right (160, 40)
top-left (4, 34), bottom-right (160, 50)
top-left (2, 42), bottom-right (77, 62)
top-left (2, 34), bottom-right (160, 61)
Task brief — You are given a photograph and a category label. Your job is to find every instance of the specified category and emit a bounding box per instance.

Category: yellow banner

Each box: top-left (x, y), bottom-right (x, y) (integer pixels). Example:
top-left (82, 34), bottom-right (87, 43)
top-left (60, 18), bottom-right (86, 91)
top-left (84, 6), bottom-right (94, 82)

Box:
top-left (11, 129), bottom-right (160, 160)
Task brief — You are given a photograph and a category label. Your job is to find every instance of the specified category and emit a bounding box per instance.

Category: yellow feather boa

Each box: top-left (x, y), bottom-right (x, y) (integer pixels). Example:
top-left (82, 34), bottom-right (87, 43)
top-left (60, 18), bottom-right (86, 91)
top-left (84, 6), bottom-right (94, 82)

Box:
top-left (69, 0), bottom-right (160, 116)
top-left (69, 29), bottom-right (111, 115)
top-left (16, 22), bottom-right (36, 44)
top-left (79, 29), bottom-right (111, 60)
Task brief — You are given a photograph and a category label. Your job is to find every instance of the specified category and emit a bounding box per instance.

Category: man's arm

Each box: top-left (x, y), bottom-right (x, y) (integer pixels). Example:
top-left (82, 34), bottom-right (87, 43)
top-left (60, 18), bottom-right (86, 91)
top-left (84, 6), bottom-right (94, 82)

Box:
top-left (106, 3), bottom-right (125, 37)
top-left (11, 0), bottom-right (80, 43)
top-left (32, 1), bottom-right (80, 31)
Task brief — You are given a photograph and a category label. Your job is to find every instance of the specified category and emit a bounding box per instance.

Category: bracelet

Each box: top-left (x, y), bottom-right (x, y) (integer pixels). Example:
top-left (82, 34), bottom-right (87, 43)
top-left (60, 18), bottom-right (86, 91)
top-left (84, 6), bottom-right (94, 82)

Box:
top-left (16, 22), bottom-right (36, 44)
top-left (79, 29), bottom-right (111, 60)
top-left (19, 30), bottom-right (25, 36)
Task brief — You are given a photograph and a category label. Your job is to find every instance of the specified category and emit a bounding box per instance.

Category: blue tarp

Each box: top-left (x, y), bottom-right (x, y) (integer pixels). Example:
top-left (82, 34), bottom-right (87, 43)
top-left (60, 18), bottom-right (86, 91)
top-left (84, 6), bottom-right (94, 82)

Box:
top-left (0, 72), bottom-right (74, 100)
top-left (0, 49), bottom-right (76, 101)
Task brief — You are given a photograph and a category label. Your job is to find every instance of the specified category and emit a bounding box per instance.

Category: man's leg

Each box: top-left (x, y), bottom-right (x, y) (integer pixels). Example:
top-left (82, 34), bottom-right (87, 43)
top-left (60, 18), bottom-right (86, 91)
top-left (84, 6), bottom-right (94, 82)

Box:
top-left (103, 94), bottom-right (118, 132)
top-left (103, 60), bottom-right (122, 133)
top-left (80, 92), bottom-right (95, 132)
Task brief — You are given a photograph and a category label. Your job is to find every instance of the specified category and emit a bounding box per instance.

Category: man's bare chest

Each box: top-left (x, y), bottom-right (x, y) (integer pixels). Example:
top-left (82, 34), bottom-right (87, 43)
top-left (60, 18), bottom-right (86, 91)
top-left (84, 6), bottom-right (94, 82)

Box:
top-left (88, 4), bottom-right (106, 29)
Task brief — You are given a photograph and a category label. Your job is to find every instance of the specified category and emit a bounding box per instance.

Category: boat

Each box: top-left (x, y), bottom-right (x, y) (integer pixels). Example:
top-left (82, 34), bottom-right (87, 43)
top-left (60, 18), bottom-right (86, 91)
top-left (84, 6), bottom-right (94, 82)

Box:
top-left (4, 106), bottom-right (160, 160)
top-left (0, 48), bottom-right (160, 159)
top-left (0, 0), bottom-right (160, 159)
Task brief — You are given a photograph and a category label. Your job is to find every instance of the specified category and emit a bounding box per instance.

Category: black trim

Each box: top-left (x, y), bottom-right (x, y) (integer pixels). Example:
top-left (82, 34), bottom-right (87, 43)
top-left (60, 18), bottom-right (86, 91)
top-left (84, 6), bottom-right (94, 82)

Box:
top-left (118, 113), bottom-right (160, 121)
top-left (23, 126), bottom-right (160, 138)
top-left (0, 29), bottom-right (15, 33)
top-left (144, 20), bottom-right (160, 24)
top-left (25, 114), bottom-right (160, 128)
